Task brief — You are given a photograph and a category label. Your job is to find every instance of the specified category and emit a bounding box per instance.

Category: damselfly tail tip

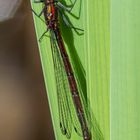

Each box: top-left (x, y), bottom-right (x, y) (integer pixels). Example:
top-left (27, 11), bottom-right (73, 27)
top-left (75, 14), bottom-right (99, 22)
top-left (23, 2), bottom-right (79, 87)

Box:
top-left (60, 123), bottom-right (67, 135)
top-left (84, 129), bottom-right (91, 140)
top-left (84, 135), bottom-right (91, 140)
top-left (66, 134), bottom-right (71, 139)
top-left (74, 127), bottom-right (77, 132)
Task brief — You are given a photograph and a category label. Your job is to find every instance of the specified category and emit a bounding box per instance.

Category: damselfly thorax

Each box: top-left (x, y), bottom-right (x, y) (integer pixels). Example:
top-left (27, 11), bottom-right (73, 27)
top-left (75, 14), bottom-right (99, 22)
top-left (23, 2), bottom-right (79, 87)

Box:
top-left (44, 0), bottom-right (58, 30)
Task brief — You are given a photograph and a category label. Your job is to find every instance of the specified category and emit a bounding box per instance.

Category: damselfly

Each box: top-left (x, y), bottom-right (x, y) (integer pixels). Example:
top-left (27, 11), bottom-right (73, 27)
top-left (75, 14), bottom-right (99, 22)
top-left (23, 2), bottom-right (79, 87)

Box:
top-left (32, 0), bottom-right (91, 139)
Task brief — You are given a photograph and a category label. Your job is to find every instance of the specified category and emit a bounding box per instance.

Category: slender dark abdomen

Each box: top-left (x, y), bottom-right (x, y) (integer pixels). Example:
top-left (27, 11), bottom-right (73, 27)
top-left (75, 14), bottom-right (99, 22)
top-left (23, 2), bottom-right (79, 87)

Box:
top-left (54, 28), bottom-right (90, 140)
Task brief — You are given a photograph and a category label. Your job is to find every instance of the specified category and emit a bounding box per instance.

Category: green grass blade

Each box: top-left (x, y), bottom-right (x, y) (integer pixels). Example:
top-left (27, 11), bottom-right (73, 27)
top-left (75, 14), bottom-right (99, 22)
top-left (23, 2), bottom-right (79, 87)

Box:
top-left (85, 0), bottom-right (110, 139)
top-left (30, 0), bottom-right (110, 140)
top-left (111, 0), bottom-right (140, 139)
top-left (30, 1), bottom-right (86, 140)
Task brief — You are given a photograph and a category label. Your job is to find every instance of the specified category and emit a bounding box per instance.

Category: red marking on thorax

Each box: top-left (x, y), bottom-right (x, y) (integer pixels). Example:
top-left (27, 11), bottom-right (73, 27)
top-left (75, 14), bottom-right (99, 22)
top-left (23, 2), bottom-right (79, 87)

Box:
top-left (51, 6), bottom-right (55, 16)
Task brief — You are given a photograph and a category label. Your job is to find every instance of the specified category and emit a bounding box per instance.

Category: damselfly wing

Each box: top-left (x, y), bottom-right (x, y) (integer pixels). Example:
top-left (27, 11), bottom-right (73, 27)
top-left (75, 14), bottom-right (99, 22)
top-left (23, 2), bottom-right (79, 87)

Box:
top-left (50, 30), bottom-right (87, 138)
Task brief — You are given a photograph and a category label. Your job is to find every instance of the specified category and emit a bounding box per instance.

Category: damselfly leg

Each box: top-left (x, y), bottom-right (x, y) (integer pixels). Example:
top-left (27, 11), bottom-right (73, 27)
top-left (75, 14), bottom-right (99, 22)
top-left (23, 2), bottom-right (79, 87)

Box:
top-left (59, 10), bottom-right (84, 35)
top-left (31, 8), bottom-right (45, 23)
top-left (39, 29), bottom-right (49, 42)
top-left (57, 0), bottom-right (78, 12)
